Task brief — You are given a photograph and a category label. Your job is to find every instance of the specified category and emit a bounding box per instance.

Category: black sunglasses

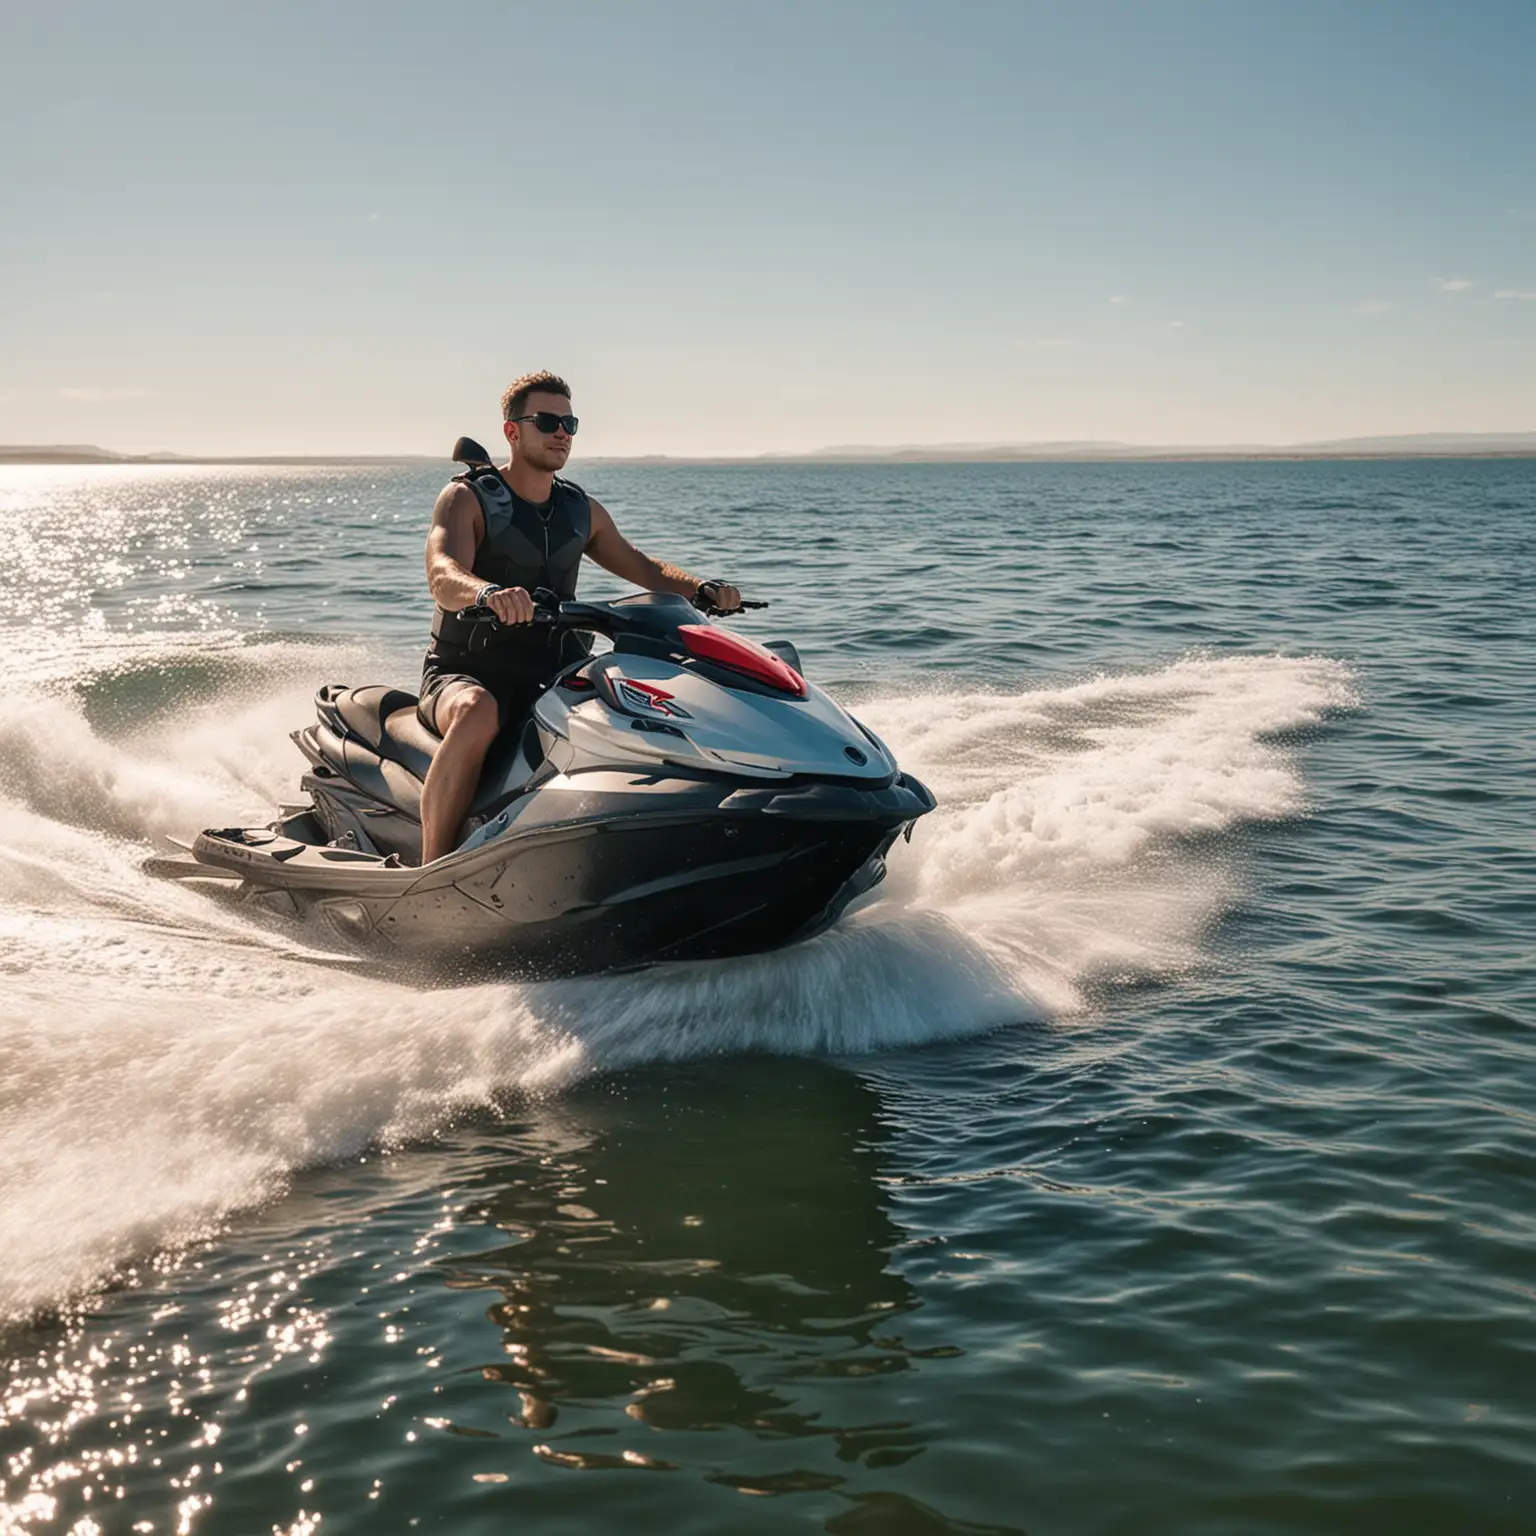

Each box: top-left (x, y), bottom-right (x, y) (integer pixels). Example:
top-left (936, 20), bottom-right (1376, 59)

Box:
top-left (514, 412), bottom-right (579, 436)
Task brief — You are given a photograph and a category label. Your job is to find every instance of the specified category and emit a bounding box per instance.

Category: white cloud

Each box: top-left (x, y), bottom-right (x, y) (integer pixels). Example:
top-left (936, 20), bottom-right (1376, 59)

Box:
top-left (1437, 277), bottom-right (1475, 292)
top-left (1168, 320), bottom-right (1184, 328)
top-left (1018, 337), bottom-right (1076, 349)
top-left (1494, 288), bottom-right (1536, 301)
top-left (1353, 301), bottom-right (1392, 316)
top-left (1109, 294), bottom-right (1129, 305)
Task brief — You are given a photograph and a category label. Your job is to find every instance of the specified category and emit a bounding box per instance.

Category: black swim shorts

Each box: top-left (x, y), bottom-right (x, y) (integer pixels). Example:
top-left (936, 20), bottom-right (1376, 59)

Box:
top-left (416, 656), bottom-right (546, 737)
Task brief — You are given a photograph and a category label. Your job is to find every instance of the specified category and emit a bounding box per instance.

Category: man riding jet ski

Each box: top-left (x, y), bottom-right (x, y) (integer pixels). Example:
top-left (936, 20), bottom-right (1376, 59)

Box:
top-left (147, 372), bottom-right (934, 975)
top-left (417, 370), bottom-right (744, 864)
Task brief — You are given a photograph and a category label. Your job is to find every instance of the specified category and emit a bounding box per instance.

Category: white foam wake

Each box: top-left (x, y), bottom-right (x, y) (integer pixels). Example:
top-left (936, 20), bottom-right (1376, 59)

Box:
top-left (0, 641), bottom-right (1354, 1319)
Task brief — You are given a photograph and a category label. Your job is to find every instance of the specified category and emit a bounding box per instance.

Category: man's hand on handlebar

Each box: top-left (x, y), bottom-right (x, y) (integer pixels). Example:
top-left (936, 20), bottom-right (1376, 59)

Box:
top-left (696, 580), bottom-right (743, 615)
top-left (476, 585), bottom-right (536, 625)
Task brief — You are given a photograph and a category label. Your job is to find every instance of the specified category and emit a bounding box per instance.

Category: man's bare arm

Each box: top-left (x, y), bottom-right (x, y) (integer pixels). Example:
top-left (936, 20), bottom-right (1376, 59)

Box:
top-left (425, 483), bottom-right (486, 609)
top-left (585, 497), bottom-right (738, 608)
top-left (424, 483), bottom-right (535, 624)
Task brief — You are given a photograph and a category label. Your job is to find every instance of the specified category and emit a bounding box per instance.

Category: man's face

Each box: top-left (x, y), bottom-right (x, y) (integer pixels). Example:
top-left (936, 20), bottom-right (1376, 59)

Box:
top-left (506, 392), bottom-right (576, 471)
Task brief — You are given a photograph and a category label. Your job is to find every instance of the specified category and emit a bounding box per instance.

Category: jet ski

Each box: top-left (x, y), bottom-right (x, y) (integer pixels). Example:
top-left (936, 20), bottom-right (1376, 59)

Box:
top-left (148, 590), bottom-right (935, 975)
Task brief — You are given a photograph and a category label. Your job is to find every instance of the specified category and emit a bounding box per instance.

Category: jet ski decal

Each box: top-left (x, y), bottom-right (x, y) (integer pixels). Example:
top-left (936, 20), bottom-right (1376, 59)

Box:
top-left (614, 678), bottom-right (692, 719)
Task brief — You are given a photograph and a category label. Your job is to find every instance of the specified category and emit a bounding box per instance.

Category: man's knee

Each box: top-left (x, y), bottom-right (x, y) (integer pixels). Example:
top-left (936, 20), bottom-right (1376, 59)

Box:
top-left (439, 686), bottom-right (499, 745)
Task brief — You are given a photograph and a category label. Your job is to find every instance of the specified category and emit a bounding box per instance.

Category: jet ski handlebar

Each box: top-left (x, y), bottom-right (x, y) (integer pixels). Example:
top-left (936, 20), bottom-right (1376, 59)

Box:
top-left (454, 588), bottom-right (767, 631)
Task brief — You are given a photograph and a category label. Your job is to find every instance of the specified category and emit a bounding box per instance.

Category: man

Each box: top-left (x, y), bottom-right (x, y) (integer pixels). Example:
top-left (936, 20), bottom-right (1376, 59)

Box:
top-left (417, 370), bottom-right (741, 864)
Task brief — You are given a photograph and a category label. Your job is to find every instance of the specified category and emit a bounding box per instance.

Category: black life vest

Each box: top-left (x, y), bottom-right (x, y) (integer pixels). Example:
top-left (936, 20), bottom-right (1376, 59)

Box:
top-left (428, 466), bottom-right (592, 668)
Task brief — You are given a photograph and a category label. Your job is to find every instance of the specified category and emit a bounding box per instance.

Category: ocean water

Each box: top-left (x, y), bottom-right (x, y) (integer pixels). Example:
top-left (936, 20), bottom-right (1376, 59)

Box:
top-left (0, 458), bottom-right (1531, 1535)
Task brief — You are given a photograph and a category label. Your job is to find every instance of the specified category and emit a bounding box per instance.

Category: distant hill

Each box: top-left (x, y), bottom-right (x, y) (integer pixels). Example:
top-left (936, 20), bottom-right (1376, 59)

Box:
top-left (776, 432), bottom-right (1536, 462)
top-left (0, 445), bottom-right (438, 465)
top-left (0, 443), bottom-right (130, 463)
top-left (1293, 432), bottom-right (1536, 456)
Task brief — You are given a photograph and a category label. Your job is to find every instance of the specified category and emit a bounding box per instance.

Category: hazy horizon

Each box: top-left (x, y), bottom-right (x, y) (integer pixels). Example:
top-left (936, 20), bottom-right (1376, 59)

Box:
top-left (5, 428), bottom-right (1536, 467)
top-left (3, 0), bottom-right (1533, 457)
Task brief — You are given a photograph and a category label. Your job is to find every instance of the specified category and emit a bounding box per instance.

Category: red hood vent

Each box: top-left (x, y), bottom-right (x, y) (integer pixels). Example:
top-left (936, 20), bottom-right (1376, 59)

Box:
top-left (679, 625), bottom-right (807, 697)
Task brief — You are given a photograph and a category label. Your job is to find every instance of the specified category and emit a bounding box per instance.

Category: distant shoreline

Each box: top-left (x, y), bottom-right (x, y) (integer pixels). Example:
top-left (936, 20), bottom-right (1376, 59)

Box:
top-left (2, 452), bottom-right (1535, 468)
top-left (3, 436), bottom-right (1535, 469)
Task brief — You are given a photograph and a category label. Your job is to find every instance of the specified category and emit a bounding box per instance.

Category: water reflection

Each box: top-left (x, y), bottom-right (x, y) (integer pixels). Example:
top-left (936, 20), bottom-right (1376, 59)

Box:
top-left (440, 1060), bottom-right (950, 1487)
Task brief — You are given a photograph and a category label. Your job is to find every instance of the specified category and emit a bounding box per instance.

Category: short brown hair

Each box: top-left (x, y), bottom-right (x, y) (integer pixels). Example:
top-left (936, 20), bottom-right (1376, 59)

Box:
top-left (502, 371), bottom-right (572, 421)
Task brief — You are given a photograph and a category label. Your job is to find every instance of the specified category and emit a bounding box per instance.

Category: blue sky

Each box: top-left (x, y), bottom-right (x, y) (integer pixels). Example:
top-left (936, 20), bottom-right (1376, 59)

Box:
top-left (2, 0), bottom-right (1532, 455)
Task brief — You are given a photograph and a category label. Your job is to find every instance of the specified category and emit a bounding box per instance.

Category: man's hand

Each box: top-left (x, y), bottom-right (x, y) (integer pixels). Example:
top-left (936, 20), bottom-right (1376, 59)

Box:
top-left (483, 586), bottom-right (536, 625)
top-left (697, 580), bottom-right (742, 614)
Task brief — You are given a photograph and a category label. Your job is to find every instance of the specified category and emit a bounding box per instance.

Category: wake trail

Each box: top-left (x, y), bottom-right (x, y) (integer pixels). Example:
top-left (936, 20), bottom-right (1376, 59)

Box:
top-left (0, 641), bottom-right (1355, 1319)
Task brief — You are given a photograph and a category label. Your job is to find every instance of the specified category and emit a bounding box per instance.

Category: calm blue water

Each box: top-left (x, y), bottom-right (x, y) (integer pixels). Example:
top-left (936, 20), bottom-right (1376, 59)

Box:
top-left (0, 459), bottom-right (1532, 1534)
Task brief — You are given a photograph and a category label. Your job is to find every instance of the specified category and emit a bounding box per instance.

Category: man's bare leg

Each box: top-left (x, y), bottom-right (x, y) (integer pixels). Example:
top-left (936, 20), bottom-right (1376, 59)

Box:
top-left (419, 685), bottom-right (500, 864)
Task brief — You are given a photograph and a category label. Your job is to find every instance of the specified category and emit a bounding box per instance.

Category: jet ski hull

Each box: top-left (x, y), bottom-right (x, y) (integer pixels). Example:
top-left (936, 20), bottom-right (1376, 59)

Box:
top-left (191, 773), bottom-right (934, 976)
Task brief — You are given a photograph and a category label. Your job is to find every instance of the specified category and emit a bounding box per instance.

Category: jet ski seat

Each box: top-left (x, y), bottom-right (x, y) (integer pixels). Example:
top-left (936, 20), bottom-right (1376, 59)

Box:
top-left (330, 685), bottom-right (442, 782)
top-left (317, 685), bottom-right (545, 810)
